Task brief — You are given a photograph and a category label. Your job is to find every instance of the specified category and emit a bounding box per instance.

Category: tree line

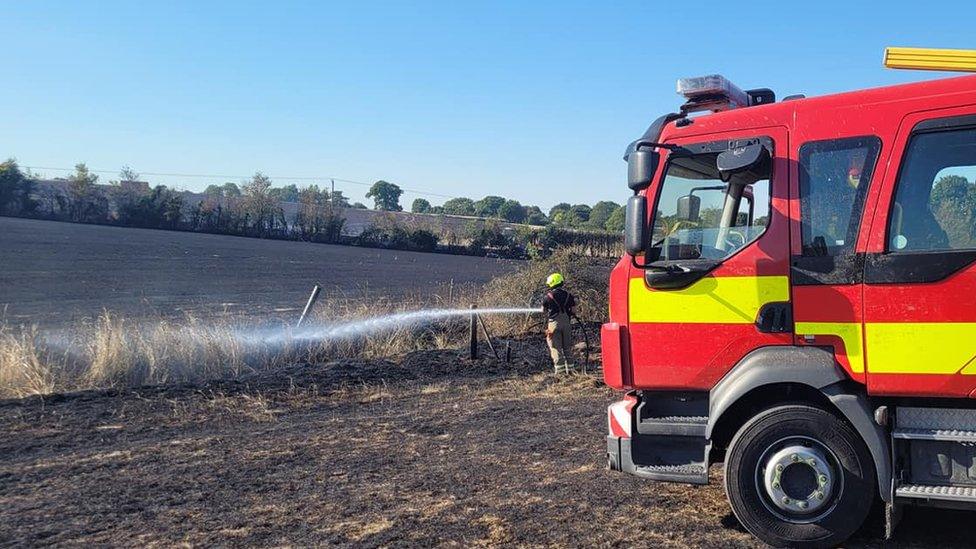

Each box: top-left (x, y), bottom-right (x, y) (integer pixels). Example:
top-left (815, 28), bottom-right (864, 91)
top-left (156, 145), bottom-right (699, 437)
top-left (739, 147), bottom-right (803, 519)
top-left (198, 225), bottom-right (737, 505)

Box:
top-left (361, 180), bottom-right (626, 232)
top-left (0, 160), bottom-right (346, 241)
top-left (0, 159), bottom-right (626, 259)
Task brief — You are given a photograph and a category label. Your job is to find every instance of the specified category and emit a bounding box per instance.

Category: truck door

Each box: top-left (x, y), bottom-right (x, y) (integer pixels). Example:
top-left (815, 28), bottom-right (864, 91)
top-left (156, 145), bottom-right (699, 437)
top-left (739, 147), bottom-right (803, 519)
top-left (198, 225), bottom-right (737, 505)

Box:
top-left (790, 135), bottom-right (884, 383)
top-left (862, 109), bottom-right (976, 397)
top-left (628, 127), bottom-right (791, 389)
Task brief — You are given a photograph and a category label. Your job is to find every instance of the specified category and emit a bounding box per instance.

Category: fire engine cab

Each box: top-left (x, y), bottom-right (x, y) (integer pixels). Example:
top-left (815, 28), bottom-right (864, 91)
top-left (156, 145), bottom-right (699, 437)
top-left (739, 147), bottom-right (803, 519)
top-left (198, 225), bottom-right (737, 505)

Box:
top-left (603, 48), bottom-right (976, 547)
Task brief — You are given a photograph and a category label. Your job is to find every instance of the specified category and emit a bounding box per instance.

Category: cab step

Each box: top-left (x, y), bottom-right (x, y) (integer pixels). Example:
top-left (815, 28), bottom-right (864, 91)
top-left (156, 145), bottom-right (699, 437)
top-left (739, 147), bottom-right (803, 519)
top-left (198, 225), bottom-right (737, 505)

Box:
top-left (636, 391), bottom-right (708, 437)
top-left (890, 406), bottom-right (976, 512)
top-left (632, 462), bottom-right (708, 484)
top-left (893, 427), bottom-right (976, 442)
top-left (896, 407), bottom-right (976, 431)
top-left (637, 415), bottom-right (707, 437)
top-left (895, 484), bottom-right (976, 503)
top-left (627, 391), bottom-right (710, 485)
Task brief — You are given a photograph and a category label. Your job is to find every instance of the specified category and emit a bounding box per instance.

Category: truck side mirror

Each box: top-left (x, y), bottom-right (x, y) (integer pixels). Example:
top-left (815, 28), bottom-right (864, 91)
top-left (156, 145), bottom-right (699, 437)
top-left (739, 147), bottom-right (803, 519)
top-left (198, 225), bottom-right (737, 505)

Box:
top-left (717, 143), bottom-right (768, 178)
top-left (624, 195), bottom-right (647, 255)
top-left (627, 148), bottom-right (659, 191)
top-left (677, 194), bottom-right (700, 222)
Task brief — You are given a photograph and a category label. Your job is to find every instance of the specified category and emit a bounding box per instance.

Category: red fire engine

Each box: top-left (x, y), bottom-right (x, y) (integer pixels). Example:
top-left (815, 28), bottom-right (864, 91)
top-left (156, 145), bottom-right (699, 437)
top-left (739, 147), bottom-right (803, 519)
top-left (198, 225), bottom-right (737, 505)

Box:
top-left (603, 48), bottom-right (976, 547)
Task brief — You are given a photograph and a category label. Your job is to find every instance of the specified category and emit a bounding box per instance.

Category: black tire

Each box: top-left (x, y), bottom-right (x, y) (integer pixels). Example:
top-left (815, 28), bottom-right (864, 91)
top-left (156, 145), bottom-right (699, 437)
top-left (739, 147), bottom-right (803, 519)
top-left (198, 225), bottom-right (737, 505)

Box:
top-left (724, 404), bottom-right (875, 548)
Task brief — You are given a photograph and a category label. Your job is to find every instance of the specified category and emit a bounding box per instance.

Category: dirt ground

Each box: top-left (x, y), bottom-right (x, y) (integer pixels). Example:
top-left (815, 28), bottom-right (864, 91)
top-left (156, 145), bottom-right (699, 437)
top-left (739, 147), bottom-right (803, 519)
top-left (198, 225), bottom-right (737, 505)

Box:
top-left (0, 338), bottom-right (970, 548)
top-left (0, 217), bottom-right (521, 329)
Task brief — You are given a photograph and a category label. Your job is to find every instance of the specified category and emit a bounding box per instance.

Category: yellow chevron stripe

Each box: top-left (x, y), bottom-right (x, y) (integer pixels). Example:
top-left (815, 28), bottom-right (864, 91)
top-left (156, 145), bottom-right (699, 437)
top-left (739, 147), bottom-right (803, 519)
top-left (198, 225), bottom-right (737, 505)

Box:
top-left (866, 323), bottom-right (976, 374)
top-left (795, 322), bottom-right (864, 374)
top-left (628, 275), bottom-right (789, 324)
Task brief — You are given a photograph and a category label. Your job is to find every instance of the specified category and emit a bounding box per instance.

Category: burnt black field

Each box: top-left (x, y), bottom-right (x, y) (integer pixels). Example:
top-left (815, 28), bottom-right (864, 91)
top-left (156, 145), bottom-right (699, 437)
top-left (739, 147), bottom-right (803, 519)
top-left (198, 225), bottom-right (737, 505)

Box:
top-left (0, 343), bottom-right (967, 547)
top-left (0, 217), bottom-right (521, 329)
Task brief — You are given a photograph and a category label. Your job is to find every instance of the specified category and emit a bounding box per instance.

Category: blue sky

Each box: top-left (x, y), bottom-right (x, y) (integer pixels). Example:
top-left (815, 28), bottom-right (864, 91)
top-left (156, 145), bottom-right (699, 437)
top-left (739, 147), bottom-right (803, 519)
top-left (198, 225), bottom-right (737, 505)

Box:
top-left (1, 1), bottom-right (972, 210)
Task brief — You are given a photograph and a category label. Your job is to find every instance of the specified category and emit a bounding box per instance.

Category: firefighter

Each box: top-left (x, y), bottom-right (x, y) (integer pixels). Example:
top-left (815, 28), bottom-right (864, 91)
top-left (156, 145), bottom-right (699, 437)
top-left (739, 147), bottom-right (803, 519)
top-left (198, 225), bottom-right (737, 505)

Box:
top-left (806, 154), bottom-right (865, 253)
top-left (543, 272), bottom-right (576, 374)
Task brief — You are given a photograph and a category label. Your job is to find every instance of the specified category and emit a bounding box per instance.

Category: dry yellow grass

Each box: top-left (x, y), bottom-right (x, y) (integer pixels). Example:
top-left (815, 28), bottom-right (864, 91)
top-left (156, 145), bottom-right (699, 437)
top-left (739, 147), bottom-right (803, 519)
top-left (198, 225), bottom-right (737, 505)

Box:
top-left (0, 307), bottom-right (468, 399)
top-left (0, 250), bottom-right (608, 399)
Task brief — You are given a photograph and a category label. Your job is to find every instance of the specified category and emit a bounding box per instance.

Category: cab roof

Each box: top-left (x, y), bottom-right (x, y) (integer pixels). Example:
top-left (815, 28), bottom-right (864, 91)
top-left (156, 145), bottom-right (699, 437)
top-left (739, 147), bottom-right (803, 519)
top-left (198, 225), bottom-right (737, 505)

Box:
top-left (659, 74), bottom-right (976, 142)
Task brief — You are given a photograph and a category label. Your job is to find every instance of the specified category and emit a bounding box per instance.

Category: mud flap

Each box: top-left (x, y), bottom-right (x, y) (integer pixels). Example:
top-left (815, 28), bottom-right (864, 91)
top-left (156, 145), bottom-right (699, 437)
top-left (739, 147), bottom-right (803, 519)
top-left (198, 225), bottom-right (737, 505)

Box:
top-left (885, 501), bottom-right (902, 540)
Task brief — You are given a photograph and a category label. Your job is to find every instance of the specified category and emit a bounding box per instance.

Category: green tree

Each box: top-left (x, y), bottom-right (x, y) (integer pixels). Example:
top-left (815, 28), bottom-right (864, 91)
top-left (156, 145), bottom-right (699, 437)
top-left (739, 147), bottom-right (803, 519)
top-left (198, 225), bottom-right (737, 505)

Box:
top-left (407, 229), bottom-right (439, 251)
top-left (442, 197), bottom-right (475, 216)
top-left (497, 199), bottom-right (526, 223)
top-left (67, 163), bottom-right (108, 223)
top-left (524, 205), bottom-right (548, 226)
top-left (366, 180), bottom-right (403, 211)
top-left (411, 198), bottom-right (432, 213)
top-left (330, 190), bottom-right (350, 208)
top-left (474, 195), bottom-right (506, 218)
top-left (605, 205), bottom-right (626, 232)
top-left (548, 202), bottom-right (571, 220)
top-left (565, 204), bottom-right (592, 226)
top-left (931, 174), bottom-right (976, 248)
top-left (351, 202), bottom-right (368, 209)
top-left (269, 184), bottom-right (299, 202)
top-left (587, 200), bottom-right (621, 230)
top-left (294, 184), bottom-right (345, 242)
top-left (242, 172), bottom-right (284, 235)
top-left (119, 165), bottom-right (140, 182)
top-left (204, 184), bottom-right (225, 197)
top-left (69, 162), bottom-right (98, 187)
top-left (118, 185), bottom-right (185, 229)
top-left (0, 159), bottom-right (36, 215)
top-left (221, 182), bottom-right (242, 197)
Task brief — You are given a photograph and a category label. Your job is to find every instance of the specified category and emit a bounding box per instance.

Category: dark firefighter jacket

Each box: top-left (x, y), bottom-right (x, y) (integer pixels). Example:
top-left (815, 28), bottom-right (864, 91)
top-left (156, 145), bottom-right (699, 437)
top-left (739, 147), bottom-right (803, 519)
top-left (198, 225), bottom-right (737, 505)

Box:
top-left (542, 287), bottom-right (576, 320)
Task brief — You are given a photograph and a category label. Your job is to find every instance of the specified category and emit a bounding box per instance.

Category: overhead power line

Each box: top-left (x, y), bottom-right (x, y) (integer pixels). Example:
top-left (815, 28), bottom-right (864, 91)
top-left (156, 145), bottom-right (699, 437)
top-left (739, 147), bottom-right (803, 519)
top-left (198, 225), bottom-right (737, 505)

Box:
top-left (22, 165), bottom-right (457, 200)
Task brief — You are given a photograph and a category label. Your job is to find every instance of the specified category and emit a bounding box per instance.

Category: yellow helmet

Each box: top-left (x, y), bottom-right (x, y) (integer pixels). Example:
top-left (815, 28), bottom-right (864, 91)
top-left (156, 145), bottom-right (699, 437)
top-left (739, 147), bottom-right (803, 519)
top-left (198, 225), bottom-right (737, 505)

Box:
top-left (546, 272), bottom-right (564, 288)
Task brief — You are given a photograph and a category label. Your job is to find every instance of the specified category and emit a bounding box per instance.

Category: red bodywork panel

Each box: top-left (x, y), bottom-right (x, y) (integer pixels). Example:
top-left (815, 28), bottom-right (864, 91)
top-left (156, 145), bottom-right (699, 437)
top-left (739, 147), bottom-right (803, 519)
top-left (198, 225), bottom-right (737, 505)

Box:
top-left (792, 285), bottom-right (865, 383)
top-left (600, 323), bottom-right (629, 390)
top-left (602, 256), bottom-right (632, 389)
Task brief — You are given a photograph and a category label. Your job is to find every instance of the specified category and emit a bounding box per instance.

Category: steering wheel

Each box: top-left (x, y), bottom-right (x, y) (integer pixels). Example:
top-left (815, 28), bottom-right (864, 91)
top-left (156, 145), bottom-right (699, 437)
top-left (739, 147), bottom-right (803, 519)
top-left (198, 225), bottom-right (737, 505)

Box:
top-left (724, 230), bottom-right (746, 250)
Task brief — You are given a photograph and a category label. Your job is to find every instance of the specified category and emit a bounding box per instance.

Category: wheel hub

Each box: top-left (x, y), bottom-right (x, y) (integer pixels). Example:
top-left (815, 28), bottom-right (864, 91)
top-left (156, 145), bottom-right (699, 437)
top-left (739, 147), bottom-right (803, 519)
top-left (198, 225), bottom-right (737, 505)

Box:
top-left (762, 445), bottom-right (834, 515)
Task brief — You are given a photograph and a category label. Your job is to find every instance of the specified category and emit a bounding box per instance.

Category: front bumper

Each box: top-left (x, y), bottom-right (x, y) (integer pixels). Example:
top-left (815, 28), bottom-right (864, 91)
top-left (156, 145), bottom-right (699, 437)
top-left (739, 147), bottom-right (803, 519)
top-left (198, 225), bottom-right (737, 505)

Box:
top-left (606, 435), bottom-right (625, 471)
top-left (606, 394), bottom-right (710, 485)
top-left (605, 435), bottom-right (655, 477)
top-left (606, 396), bottom-right (635, 472)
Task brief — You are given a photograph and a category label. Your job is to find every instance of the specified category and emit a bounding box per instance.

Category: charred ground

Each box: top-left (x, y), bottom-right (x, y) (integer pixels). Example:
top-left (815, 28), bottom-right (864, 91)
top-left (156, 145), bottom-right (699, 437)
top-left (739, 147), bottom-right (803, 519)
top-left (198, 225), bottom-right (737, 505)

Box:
top-left (0, 337), bottom-right (968, 547)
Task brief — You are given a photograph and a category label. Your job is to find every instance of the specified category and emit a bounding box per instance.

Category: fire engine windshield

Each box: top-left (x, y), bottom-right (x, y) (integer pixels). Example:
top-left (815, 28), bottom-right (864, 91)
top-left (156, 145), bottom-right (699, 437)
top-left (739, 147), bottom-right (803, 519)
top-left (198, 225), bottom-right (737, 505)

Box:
top-left (649, 152), bottom-right (771, 261)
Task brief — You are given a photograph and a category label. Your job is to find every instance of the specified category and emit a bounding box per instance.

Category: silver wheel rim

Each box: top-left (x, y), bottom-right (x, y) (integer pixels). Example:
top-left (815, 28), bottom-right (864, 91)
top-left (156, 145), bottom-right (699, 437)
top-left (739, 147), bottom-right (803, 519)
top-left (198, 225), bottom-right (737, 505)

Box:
top-left (754, 436), bottom-right (843, 523)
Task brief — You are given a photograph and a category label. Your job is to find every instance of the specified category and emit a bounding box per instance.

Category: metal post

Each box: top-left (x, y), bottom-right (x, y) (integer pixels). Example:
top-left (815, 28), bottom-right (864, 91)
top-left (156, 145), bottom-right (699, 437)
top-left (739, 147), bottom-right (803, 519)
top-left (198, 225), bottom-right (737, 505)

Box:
top-left (297, 285), bottom-right (322, 328)
top-left (469, 304), bottom-right (478, 359)
top-left (478, 314), bottom-right (498, 359)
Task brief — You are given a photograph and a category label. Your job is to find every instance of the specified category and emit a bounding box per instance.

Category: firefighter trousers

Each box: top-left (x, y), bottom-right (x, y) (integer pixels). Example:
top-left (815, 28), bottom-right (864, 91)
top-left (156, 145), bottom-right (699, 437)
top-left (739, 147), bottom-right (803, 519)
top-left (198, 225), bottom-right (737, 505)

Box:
top-left (546, 313), bottom-right (573, 373)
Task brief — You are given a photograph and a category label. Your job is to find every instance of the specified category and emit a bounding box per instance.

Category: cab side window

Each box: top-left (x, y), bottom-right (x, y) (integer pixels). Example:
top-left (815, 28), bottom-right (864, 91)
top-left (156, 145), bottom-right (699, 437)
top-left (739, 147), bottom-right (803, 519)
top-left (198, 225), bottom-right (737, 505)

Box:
top-left (888, 126), bottom-right (976, 252)
top-left (798, 137), bottom-right (881, 257)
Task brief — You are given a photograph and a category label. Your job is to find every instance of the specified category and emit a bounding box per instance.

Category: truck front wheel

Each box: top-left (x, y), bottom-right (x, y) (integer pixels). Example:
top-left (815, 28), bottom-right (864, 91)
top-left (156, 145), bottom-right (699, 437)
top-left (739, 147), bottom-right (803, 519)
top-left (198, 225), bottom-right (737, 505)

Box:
top-left (724, 404), bottom-right (875, 548)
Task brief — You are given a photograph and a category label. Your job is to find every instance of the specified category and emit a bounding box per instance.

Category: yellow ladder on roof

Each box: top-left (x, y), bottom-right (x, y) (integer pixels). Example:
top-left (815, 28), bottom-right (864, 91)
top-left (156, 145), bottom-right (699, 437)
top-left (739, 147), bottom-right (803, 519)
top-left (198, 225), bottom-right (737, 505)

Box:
top-left (884, 47), bottom-right (976, 72)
